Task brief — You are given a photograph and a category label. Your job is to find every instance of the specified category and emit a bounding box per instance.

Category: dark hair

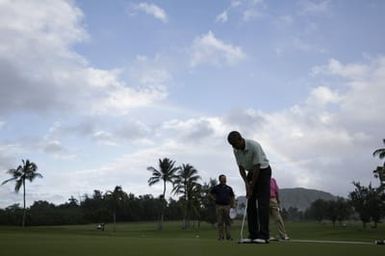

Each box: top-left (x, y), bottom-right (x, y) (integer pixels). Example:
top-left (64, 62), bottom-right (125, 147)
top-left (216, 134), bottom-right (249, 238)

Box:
top-left (218, 174), bottom-right (226, 181)
top-left (227, 131), bottom-right (242, 144)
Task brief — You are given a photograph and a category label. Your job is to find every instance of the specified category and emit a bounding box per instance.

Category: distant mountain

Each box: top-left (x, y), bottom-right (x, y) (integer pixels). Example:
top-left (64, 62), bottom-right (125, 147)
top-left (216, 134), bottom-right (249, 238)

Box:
top-left (236, 187), bottom-right (336, 212)
top-left (279, 187), bottom-right (336, 211)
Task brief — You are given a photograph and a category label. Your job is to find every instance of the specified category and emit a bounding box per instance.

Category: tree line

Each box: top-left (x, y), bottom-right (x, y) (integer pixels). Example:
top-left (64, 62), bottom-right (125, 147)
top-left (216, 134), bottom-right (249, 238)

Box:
top-left (281, 184), bottom-right (385, 229)
top-left (281, 139), bottom-right (385, 228)
top-left (0, 158), bottom-right (219, 228)
top-left (0, 185), bottom-right (219, 228)
top-left (1, 139), bottom-right (384, 228)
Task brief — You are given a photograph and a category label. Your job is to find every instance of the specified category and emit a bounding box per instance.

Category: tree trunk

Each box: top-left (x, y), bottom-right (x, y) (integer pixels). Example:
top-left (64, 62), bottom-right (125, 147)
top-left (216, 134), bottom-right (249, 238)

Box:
top-left (159, 211), bottom-right (164, 230)
top-left (183, 202), bottom-right (189, 229)
top-left (22, 179), bottom-right (26, 227)
top-left (158, 182), bottom-right (166, 231)
top-left (113, 211), bottom-right (116, 232)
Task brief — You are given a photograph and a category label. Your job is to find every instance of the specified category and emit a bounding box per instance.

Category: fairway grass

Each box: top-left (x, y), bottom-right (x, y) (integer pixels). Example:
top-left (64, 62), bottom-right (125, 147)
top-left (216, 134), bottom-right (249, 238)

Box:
top-left (1, 221), bottom-right (384, 256)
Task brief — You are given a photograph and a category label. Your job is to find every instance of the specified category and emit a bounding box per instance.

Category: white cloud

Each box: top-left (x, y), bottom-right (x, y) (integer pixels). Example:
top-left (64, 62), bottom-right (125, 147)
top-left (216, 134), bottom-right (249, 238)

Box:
top-left (161, 117), bottom-right (225, 143)
top-left (0, 144), bottom-right (22, 170)
top-left (231, 0), bottom-right (242, 8)
top-left (275, 15), bottom-right (294, 26)
top-left (1, 1), bottom-right (383, 208)
top-left (306, 86), bottom-right (341, 106)
top-left (298, 0), bottom-right (331, 15)
top-left (154, 56), bottom-right (384, 197)
top-left (91, 85), bottom-right (166, 115)
top-left (190, 31), bottom-right (246, 67)
top-left (242, 8), bottom-right (263, 21)
top-left (215, 0), bottom-right (266, 23)
top-left (274, 37), bottom-right (327, 56)
top-left (339, 58), bottom-right (385, 124)
top-left (132, 2), bottom-right (168, 23)
top-left (260, 57), bottom-right (384, 195)
top-left (43, 140), bottom-right (65, 154)
top-left (292, 37), bottom-right (327, 53)
top-left (36, 79), bottom-right (377, 200)
top-left (0, 0), bottom-right (166, 116)
top-left (92, 131), bottom-right (117, 146)
top-left (129, 55), bottom-right (172, 87)
top-left (2, 53), bottom-right (384, 206)
top-left (312, 58), bottom-right (369, 79)
top-left (216, 10), bottom-right (228, 23)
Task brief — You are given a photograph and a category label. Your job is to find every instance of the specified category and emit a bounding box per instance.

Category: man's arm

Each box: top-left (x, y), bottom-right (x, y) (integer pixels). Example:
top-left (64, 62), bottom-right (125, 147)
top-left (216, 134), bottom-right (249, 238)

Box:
top-left (238, 165), bottom-right (250, 197)
top-left (238, 165), bottom-right (247, 184)
top-left (248, 164), bottom-right (261, 197)
top-left (275, 180), bottom-right (280, 204)
top-left (230, 196), bottom-right (235, 208)
top-left (229, 188), bottom-right (235, 208)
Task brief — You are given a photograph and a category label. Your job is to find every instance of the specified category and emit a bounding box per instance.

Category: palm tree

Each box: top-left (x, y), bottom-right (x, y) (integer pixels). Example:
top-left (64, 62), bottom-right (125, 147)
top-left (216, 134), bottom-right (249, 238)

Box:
top-left (147, 158), bottom-right (179, 230)
top-left (105, 186), bottom-right (127, 232)
top-left (373, 139), bottom-right (385, 161)
top-left (172, 163), bottom-right (201, 229)
top-left (373, 139), bottom-right (385, 187)
top-left (201, 178), bottom-right (218, 226)
top-left (1, 159), bottom-right (43, 227)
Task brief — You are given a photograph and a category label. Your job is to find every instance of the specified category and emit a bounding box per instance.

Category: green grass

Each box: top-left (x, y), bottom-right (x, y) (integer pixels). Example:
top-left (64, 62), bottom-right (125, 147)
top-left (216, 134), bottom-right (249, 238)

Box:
top-left (0, 221), bottom-right (384, 256)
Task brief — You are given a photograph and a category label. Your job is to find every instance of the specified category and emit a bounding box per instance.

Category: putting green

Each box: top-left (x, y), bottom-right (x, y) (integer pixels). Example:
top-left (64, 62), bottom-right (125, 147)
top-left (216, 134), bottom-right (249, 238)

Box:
top-left (0, 221), bottom-right (384, 256)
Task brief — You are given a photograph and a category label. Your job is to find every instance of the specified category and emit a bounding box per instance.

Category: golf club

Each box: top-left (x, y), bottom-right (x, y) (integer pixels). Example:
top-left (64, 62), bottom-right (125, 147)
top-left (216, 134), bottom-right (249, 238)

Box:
top-left (238, 200), bottom-right (250, 243)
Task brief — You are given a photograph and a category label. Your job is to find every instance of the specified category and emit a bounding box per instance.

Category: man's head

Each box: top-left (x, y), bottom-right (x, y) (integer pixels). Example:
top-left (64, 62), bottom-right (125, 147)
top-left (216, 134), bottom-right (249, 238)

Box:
top-left (219, 174), bottom-right (227, 184)
top-left (227, 131), bottom-right (245, 150)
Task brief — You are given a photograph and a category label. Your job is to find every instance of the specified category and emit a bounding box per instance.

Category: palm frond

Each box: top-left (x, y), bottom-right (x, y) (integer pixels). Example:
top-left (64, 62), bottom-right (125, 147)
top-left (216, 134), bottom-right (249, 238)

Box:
top-left (373, 148), bottom-right (385, 158)
top-left (2, 159), bottom-right (42, 195)
top-left (373, 139), bottom-right (385, 159)
top-left (147, 166), bottom-right (157, 172)
top-left (148, 177), bottom-right (160, 186)
top-left (15, 180), bottom-right (23, 192)
top-left (6, 168), bottom-right (17, 175)
top-left (27, 172), bottom-right (43, 182)
top-left (1, 177), bottom-right (17, 185)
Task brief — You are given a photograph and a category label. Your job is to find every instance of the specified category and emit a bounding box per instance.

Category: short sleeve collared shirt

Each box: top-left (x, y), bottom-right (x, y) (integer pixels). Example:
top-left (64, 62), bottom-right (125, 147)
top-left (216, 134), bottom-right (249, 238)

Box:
top-left (270, 178), bottom-right (279, 198)
top-left (233, 139), bottom-right (269, 170)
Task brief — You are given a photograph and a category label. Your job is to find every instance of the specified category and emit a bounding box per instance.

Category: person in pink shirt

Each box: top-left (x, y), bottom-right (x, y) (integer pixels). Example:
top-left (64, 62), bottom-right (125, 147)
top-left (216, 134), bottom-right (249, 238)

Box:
top-left (270, 177), bottom-right (289, 240)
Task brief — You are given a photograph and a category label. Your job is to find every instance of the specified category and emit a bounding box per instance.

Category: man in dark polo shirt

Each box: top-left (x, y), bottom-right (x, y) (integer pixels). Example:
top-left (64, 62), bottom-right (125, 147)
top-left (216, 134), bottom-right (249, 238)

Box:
top-left (210, 174), bottom-right (235, 240)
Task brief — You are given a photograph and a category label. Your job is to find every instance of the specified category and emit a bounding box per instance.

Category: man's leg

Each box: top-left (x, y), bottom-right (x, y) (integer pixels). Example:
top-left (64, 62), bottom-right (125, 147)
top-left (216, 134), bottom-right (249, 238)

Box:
top-left (272, 201), bottom-right (288, 239)
top-left (256, 166), bottom-right (271, 240)
top-left (247, 183), bottom-right (259, 239)
top-left (224, 205), bottom-right (232, 240)
top-left (216, 205), bottom-right (225, 240)
top-left (276, 211), bottom-right (288, 239)
top-left (270, 198), bottom-right (288, 238)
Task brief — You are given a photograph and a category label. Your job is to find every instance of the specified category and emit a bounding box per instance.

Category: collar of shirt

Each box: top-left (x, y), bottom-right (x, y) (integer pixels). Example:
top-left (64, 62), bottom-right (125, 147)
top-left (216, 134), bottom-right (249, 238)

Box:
top-left (235, 140), bottom-right (249, 153)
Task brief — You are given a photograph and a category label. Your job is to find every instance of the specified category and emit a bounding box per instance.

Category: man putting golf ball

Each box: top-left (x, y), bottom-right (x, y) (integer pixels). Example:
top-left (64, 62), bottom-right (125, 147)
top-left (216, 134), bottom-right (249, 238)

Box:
top-left (228, 131), bottom-right (272, 244)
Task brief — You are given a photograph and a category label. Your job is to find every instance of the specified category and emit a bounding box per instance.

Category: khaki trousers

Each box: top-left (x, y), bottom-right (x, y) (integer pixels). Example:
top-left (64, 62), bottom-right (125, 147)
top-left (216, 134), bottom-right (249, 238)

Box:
top-left (216, 205), bottom-right (231, 239)
top-left (269, 198), bottom-right (288, 238)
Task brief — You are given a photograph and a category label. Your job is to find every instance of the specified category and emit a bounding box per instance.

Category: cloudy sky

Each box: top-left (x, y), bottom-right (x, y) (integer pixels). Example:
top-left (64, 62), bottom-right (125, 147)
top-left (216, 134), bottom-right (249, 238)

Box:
top-left (1, 0), bottom-right (385, 208)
